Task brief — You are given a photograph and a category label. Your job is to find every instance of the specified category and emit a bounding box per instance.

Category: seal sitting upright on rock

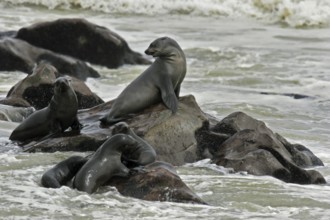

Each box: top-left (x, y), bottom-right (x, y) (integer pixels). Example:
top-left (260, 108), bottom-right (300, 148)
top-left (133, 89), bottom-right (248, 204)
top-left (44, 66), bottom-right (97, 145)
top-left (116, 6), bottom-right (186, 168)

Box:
top-left (112, 122), bottom-right (156, 167)
top-left (100, 36), bottom-right (186, 125)
top-left (10, 77), bottom-right (81, 142)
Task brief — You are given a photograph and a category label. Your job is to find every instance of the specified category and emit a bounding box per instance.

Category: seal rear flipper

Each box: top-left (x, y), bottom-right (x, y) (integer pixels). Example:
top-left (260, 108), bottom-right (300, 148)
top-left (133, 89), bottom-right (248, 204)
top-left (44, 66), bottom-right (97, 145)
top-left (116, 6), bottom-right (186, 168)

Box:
top-left (99, 115), bottom-right (126, 126)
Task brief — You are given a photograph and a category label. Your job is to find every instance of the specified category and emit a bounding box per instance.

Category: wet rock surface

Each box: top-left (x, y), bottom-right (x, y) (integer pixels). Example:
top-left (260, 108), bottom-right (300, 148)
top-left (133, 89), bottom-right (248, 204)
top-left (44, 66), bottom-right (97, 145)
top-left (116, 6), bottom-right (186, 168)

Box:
top-left (0, 63), bottom-right (104, 110)
top-left (197, 111), bottom-right (325, 184)
top-left (107, 161), bottom-right (207, 204)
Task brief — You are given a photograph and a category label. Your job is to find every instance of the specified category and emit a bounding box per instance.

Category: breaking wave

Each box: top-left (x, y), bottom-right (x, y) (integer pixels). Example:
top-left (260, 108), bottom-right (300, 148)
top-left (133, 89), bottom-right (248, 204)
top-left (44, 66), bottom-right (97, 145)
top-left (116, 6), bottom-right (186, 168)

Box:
top-left (3, 0), bottom-right (330, 28)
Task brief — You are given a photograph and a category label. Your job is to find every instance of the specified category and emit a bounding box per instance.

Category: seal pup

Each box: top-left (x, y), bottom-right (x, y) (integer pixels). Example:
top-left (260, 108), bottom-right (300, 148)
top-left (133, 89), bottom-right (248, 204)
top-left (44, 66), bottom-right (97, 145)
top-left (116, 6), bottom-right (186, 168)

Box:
top-left (73, 134), bottom-right (137, 194)
top-left (9, 77), bottom-right (81, 142)
top-left (100, 36), bottom-right (186, 125)
top-left (112, 122), bottom-right (156, 167)
top-left (41, 156), bottom-right (88, 188)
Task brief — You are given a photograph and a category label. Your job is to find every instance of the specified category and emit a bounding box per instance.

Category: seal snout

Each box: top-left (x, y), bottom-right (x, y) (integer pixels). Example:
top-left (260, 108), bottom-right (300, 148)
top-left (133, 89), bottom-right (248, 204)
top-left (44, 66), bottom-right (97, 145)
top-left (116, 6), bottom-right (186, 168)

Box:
top-left (145, 43), bottom-right (159, 57)
top-left (144, 48), bottom-right (154, 56)
top-left (54, 77), bottom-right (70, 93)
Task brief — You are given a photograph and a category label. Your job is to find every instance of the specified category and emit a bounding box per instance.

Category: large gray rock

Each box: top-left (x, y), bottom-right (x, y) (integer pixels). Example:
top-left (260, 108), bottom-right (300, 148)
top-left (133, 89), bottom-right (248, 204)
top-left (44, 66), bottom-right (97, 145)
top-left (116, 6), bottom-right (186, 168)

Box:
top-left (22, 95), bottom-right (208, 166)
top-left (0, 38), bottom-right (99, 80)
top-left (0, 63), bottom-right (104, 110)
top-left (15, 18), bottom-right (151, 68)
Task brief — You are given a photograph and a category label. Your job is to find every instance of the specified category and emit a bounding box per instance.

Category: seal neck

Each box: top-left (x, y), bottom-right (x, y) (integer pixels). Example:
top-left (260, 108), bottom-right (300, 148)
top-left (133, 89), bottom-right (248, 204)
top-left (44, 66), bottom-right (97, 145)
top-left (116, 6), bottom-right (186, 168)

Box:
top-left (159, 47), bottom-right (184, 62)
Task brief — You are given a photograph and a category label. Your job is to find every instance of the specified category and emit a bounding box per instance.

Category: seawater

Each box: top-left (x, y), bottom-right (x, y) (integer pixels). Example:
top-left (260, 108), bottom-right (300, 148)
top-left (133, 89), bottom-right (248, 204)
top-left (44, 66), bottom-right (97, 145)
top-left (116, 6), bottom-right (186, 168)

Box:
top-left (1, 1), bottom-right (330, 219)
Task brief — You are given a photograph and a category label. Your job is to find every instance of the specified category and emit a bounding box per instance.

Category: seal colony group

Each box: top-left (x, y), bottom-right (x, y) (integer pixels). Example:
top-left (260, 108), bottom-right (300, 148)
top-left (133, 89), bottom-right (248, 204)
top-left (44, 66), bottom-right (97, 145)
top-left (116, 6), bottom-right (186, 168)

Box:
top-left (9, 36), bottom-right (187, 193)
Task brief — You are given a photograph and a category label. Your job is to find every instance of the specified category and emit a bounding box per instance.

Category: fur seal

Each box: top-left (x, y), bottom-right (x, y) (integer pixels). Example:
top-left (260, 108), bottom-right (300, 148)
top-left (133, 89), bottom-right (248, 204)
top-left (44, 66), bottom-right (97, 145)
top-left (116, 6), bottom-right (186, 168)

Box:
top-left (73, 134), bottom-right (137, 194)
top-left (9, 77), bottom-right (81, 142)
top-left (100, 36), bottom-right (186, 125)
top-left (112, 122), bottom-right (156, 167)
top-left (41, 156), bottom-right (88, 188)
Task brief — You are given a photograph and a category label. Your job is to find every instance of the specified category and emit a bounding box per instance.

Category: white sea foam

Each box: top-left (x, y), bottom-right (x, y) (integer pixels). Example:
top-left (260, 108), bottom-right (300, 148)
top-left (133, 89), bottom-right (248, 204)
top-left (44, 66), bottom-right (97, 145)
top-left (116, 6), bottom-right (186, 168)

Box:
top-left (2, 0), bottom-right (330, 27)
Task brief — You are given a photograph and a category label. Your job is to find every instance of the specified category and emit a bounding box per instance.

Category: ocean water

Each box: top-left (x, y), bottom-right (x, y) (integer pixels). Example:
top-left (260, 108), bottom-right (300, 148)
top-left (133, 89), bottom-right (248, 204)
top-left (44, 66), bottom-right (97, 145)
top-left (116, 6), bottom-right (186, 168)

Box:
top-left (1, 0), bottom-right (330, 219)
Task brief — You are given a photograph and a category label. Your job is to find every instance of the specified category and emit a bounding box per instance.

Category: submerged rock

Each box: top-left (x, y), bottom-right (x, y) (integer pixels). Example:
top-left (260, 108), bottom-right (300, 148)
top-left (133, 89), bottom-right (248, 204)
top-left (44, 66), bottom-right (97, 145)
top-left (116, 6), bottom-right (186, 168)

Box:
top-left (0, 104), bottom-right (34, 122)
top-left (108, 161), bottom-right (207, 204)
top-left (0, 63), bottom-right (104, 110)
top-left (0, 38), bottom-right (99, 80)
top-left (16, 18), bottom-right (151, 68)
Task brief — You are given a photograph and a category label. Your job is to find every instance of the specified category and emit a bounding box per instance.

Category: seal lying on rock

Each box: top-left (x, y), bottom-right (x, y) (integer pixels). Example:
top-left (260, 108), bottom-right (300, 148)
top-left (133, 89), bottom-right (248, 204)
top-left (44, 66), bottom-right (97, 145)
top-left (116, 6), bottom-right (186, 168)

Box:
top-left (73, 134), bottom-right (137, 194)
top-left (112, 122), bottom-right (156, 167)
top-left (9, 77), bottom-right (81, 142)
top-left (100, 36), bottom-right (186, 125)
top-left (41, 156), bottom-right (88, 188)
top-left (15, 18), bottom-right (150, 68)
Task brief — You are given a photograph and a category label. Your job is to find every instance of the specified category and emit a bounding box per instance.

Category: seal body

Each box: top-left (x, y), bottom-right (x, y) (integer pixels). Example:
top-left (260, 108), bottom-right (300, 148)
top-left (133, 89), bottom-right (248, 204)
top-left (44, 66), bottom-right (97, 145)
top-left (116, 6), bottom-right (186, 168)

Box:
top-left (100, 36), bottom-right (186, 125)
top-left (73, 134), bottom-right (137, 194)
top-left (9, 77), bottom-right (81, 142)
top-left (112, 122), bottom-right (156, 167)
top-left (41, 156), bottom-right (88, 188)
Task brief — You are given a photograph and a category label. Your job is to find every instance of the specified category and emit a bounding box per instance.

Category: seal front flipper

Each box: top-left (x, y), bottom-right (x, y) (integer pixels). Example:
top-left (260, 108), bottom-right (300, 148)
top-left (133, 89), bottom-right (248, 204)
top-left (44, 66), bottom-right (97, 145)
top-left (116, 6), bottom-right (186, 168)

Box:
top-left (71, 117), bottom-right (82, 131)
top-left (162, 93), bottom-right (178, 113)
top-left (159, 78), bottom-right (178, 113)
top-left (114, 163), bottom-right (130, 178)
top-left (174, 85), bottom-right (181, 98)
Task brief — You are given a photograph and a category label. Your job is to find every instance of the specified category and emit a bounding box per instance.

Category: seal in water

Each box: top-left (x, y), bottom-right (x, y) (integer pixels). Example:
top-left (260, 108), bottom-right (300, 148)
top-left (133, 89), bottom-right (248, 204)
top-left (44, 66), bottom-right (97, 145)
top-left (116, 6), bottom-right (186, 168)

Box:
top-left (9, 77), bottom-right (81, 142)
top-left (112, 122), bottom-right (156, 167)
top-left (100, 36), bottom-right (186, 125)
top-left (73, 134), bottom-right (137, 194)
top-left (41, 155), bottom-right (88, 188)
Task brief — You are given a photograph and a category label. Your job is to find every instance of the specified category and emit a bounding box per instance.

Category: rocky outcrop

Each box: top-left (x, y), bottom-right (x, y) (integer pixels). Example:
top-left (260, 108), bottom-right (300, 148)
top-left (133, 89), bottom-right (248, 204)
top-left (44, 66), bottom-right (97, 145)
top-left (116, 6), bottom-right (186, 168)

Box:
top-left (15, 18), bottom-right (151, 68)
top-left (0, 63), bottom-right (104, 110)
top-left (196, 112), bottom-right (325, 184)
top-left (15, 90), bottom-right (325, 184)
top-left (22, 95), bottom-right (208, 167)
top-left (108, 161), bottom-right (207, 204)
top-left (0, 38), bottom-right (99, 80)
